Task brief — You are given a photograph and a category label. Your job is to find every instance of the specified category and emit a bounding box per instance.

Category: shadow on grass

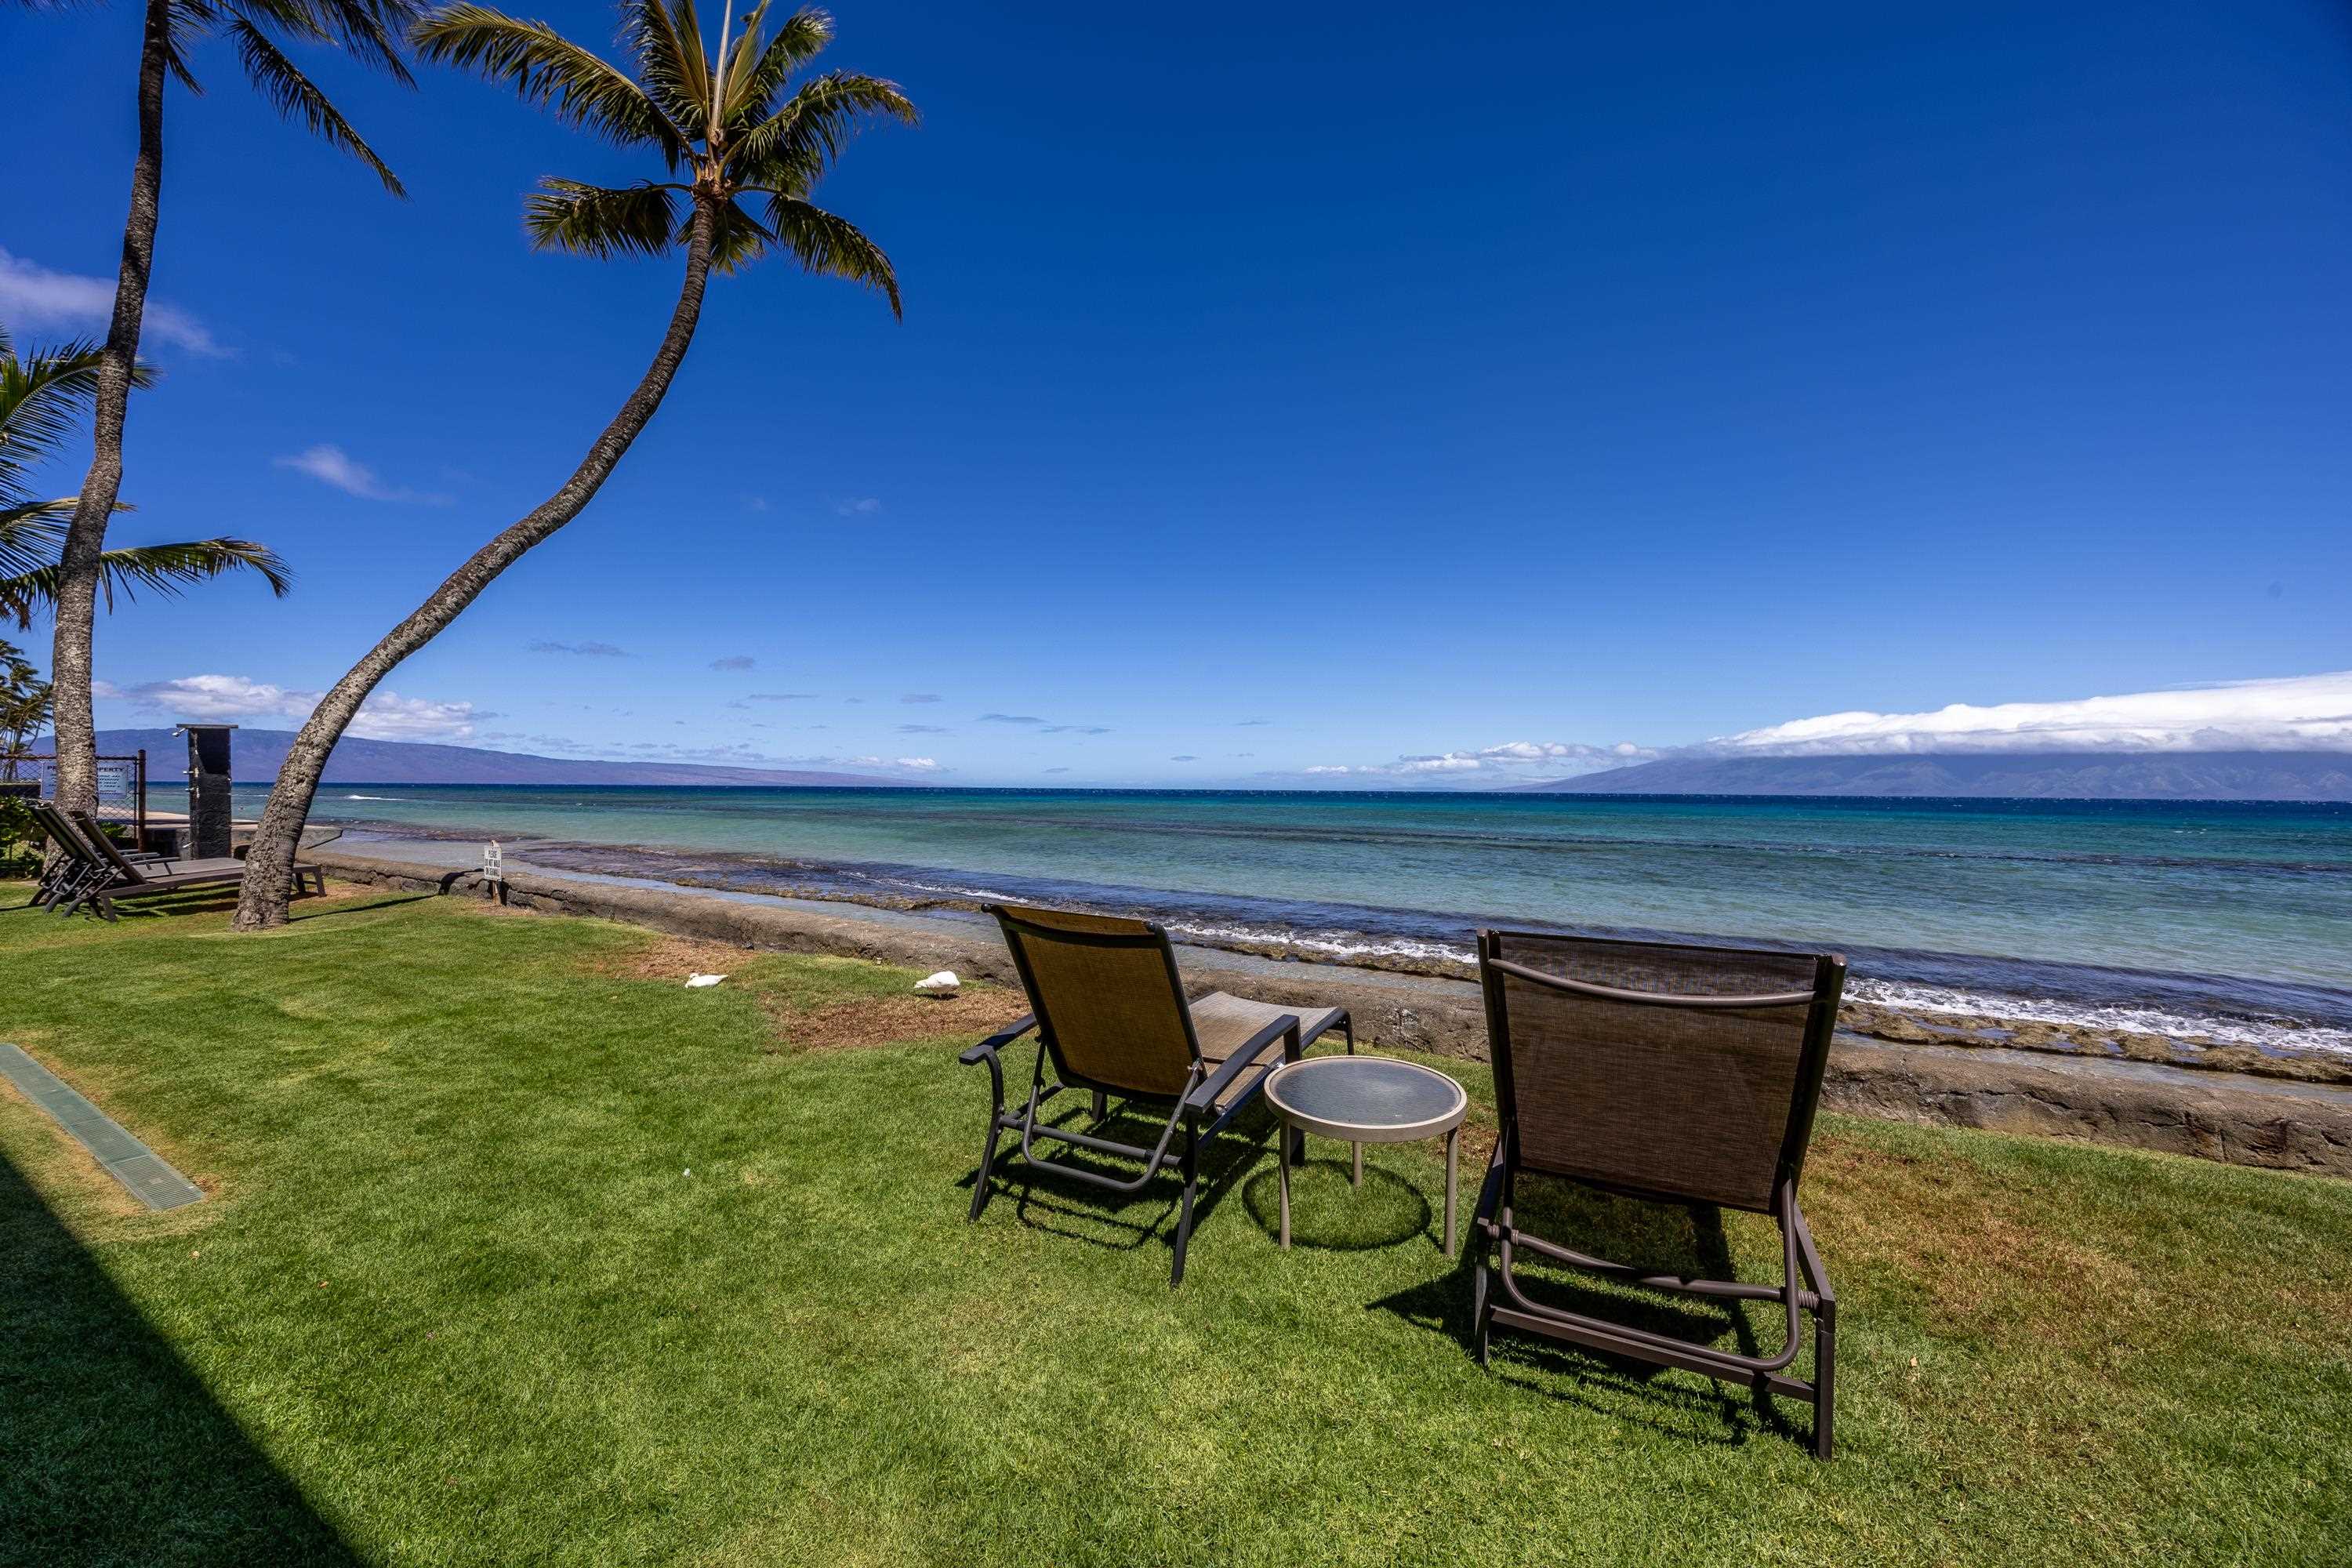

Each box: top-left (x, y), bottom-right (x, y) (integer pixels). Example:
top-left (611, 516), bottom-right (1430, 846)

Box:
top-left (1237, 1159), bottom-right (1433, 1251)
top-left (0, 1146), bottom-right (358, 1566)
top-left (967, 1098), bottom-right (1283, 1266)
top-left (44, 886), bottom-right (427, 928)
top-left (1370, 1180), bottom-right (1807, 1451)
top-left (286, 892), bottom-right (437, 924)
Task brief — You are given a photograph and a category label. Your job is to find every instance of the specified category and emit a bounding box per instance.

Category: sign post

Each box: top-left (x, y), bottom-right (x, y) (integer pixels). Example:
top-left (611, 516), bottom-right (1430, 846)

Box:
top-left (482, 840), bottom-right (506, 906)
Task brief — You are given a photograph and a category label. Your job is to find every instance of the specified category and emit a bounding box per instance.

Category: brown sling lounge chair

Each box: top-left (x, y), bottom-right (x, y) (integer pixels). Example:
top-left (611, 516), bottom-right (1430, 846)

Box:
top-left (960, 904), bottom-right (1353, 1287)
top-left (1470, 928), bottom-right (1846, 1457)
top-left (61, 809), bottom-right (322, 921)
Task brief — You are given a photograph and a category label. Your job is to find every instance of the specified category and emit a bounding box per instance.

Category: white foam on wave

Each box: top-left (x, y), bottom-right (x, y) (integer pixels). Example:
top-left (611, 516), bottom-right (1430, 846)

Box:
top-left (1848, 978), bottom-right (2352, 1060)
top-left (1161, 918), bottom-right (1474, 967)
top-left (1163, 922), bottom-right (2352, 1062)
top-left (343, 794), bottom-right (405, 801)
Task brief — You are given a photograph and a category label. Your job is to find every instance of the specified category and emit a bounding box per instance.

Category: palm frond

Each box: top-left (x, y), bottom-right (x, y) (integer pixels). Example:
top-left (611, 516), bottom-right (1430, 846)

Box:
top-left (629, 0), bottom-right (712, 139)
top-left (0, 503), bottom-right (70, 582)
top-left (412, 5), bottom-right (687, 163)
top-left (723, 3), bottom-right (830, 125)
top-left (524, 178), bottom-right (681, 259)
top-left (2, 536), bottom-right (294, 629)
top-left (0, 340), bottom-right (158, 501)
top-left (164, 0), bottom-right (216, 93)
top-left (713, 0), bottom-right (768, 122)
top-left (727, 70), bottom-right (914, 193)
top-left (618, 0), bottom-right (706, 136)
top-left (760, 195), bottom-right (899, 317)
top-left (232, 0), bottom-right (423, 88)
top-left (230, 18), bottom-right (408, 194)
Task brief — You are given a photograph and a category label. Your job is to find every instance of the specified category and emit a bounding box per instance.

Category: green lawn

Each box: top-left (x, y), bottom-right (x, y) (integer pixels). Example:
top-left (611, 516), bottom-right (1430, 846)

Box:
top-left (2, 886), bottom-right (2347, 1566)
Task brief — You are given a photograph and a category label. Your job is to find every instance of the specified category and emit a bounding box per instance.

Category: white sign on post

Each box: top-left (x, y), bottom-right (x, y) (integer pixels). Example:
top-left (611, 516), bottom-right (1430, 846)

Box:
top-left (482, 840), bottom-right (503, 893)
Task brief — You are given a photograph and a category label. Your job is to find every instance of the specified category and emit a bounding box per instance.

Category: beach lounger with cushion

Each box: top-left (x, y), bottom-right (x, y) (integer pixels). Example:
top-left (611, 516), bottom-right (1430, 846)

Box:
top-left (59, 809), bottom-right (321, 921)
top-left (1470, 928), bottom-right (1847, 1457)
top-left (961, 903), bottom-right (1353, 1287)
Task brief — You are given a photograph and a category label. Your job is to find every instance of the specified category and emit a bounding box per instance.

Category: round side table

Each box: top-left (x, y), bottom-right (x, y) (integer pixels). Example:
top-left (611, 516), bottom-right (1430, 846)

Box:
top-left (1262, 1055), bottom-right (1470, 1254)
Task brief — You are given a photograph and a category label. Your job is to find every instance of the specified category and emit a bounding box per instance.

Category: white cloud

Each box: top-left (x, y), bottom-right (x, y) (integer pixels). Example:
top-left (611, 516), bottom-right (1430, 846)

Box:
top-left (836, 497), bottom-right (883, 517)
top-left (118, 673), bottom-right (310, 723)
top-left (531, 640), bottom-right (628, 657)
top-left (1708, 670), bottom-right (2352, 757)
top-left (111, 673), bottom-right (479, 742)
top-left (347, 693), bottom-right (481, 742)
top-left (1301, 740), bottom-right (1659, 782)
top-left (274, 443), bottom-right (451, 504)
top-left (0, 247), bottom-right (226, 356)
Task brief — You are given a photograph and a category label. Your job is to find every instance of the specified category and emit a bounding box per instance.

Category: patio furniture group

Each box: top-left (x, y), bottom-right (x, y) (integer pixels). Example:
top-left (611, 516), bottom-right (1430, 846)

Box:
top-left (959, 900), bottom-right (1848, 1457)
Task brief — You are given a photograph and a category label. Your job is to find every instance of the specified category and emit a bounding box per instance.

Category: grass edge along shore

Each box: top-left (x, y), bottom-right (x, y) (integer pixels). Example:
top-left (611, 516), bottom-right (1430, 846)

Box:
top-left (3, 880), bottom-right (2349, 1566)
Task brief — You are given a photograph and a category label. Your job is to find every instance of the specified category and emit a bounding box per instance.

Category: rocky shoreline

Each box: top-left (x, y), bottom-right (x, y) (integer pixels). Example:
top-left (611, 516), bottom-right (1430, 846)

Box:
top-left (307, 841), bottom-right (2352, 1179)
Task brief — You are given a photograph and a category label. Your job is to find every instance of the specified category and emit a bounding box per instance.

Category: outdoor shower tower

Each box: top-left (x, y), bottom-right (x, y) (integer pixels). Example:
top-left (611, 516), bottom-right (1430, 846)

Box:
top-left (179, 724), bottom-right (236, 860)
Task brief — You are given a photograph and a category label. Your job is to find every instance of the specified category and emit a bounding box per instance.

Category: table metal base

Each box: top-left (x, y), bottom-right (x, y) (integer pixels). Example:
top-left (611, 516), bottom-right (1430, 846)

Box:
top-left (1277, 1125), bottom-right (1460, 1255)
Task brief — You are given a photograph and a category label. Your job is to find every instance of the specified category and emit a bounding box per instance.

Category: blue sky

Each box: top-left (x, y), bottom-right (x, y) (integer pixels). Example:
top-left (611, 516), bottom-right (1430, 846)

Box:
top-left (5, 0), bottom-right (2350, 786)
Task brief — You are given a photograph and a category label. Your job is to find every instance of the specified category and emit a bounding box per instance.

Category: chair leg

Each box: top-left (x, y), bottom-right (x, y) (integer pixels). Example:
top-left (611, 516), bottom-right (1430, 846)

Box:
top-left (1813, 1298), bottom-right (1837, 1460)
top-left (1472, 1244), bottom-right (1492, 1366)
top-left (1170, 1130), bottom-right (1198, 1289)
top-left (968, 1116), bottom-right (1006, 1222)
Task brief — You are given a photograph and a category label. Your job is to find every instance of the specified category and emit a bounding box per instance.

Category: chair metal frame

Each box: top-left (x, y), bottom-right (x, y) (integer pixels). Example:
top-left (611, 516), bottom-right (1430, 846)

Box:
top-left (26, 800), bottom-right (165, 911)
top-left (1469, 928), bottom-right (1847, 1458)
top-left (960, 906), bottom-right (1308, 1287)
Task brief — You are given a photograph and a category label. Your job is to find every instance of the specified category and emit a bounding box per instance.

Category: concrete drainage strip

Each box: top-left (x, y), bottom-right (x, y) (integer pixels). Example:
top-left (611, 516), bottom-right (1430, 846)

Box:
top-left (0, 1044), bottom-right (205, 1209)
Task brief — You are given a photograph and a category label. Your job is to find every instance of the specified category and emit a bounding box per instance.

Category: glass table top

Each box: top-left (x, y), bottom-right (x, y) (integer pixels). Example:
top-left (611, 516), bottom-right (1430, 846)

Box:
top-left (1264, 1056), bottom-right (1465, 1134)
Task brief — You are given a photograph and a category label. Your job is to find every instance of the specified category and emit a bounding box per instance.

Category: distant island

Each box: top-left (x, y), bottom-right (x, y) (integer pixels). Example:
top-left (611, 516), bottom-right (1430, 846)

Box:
top-left (76, 729), bottom-right (909, 789)
top-left (1521, 751), bottom-right (2352, 801)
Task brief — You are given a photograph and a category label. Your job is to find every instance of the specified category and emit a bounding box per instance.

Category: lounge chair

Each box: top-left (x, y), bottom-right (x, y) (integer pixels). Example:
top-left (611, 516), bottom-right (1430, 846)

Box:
top-left (60, 809), bottom-right (321, 920)
top-left (27, 800), bottom-right (169, 909)
top-left (1469, 928), bottom-right (1846, 1457)
top-left (961, 903), bottom-right (1353, 1286)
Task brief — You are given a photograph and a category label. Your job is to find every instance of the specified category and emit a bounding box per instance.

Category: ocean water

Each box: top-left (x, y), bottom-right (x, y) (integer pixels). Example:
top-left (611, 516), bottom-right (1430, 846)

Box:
top-left (246, 785), bottom-right (2352, 1061)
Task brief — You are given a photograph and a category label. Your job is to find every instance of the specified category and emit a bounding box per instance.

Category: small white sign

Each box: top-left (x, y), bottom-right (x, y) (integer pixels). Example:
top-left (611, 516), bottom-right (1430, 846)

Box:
top-left (482, 840), bottom-right (503, 883)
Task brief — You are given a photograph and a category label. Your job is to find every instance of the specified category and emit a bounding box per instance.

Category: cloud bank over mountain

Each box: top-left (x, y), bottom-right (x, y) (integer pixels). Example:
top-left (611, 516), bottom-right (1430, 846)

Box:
top-left (1702, 671), bottom-right (2352, 757)
top-left (1294, 671), bottom-right (2352, 790)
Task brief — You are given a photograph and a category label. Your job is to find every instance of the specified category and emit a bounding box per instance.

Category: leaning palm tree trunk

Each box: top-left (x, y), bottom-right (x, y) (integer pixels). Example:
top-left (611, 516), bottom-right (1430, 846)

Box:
top-left (48, 0), bottom-right (171, 818)
top-left (233, 201), bottom-right (716, 928)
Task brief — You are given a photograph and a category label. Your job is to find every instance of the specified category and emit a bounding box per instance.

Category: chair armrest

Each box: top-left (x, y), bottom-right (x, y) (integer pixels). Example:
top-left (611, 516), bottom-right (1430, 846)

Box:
top-left (1184, 1014), bottom-right (1298, 1114)
top-left (1472, 1142), bottom-right (1509, 1237)
top-left (958, 1014), bottom-right (1036, 1065)
top-left (1788, 1196), bottom-right (1835, 1305)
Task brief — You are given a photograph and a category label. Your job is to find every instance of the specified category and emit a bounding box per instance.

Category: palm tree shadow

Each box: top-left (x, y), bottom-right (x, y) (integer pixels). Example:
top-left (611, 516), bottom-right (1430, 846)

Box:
top-left (1367, 1182), bottom-right (1804, 1450)
top-left (0, 1145), bottom-right (359, 1564)
top-left (287, 892), bottom-right (437, 923)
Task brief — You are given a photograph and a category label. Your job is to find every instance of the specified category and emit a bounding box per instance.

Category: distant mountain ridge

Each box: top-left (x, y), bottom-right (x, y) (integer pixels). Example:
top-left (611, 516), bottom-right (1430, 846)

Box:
top-left (1520, 751), bottom-right (2352, 801)
top-left (62, 729), bottom-right (908, 789)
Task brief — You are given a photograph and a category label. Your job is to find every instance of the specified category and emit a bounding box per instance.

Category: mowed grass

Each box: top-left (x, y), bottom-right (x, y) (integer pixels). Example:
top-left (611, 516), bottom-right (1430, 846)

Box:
top-left (1, 886), bottom-right (2347, 1567)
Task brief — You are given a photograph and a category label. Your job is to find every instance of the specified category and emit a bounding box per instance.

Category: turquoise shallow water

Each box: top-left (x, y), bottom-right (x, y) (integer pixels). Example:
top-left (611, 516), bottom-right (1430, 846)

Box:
top-left (249, 785), bottom-right (2352, 1054)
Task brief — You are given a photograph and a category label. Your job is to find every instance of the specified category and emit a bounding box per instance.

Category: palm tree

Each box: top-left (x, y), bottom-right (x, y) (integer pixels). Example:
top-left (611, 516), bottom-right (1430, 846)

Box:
top-left (2, 329), bottom-right (293, 628)
top-left (232, 0), bottom-right (914, 929)
top-left (33, 0), bottom-right (419, 822)
top-left (0, 636), bottom-right (53, 783)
